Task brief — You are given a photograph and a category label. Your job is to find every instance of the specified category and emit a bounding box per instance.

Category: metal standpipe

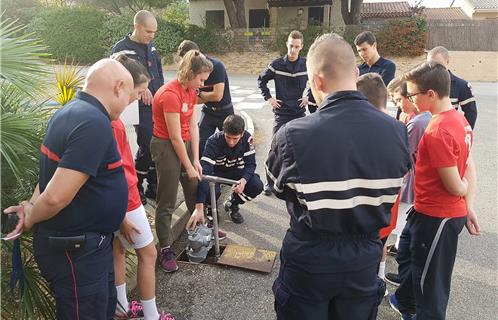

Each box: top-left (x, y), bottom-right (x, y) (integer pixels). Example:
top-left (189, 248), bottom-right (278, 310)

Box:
top-left (202, 175), bottom-right (239, 260)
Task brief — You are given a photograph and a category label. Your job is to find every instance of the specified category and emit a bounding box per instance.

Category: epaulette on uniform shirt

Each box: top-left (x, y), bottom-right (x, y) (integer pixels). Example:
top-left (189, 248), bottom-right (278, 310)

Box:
top-left (449, 71), bottom-right (477, 128)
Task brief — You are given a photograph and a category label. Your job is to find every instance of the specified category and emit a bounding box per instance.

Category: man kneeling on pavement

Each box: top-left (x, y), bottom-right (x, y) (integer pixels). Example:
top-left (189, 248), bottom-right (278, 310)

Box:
top-left (187, 114), bottom-right (263, 228)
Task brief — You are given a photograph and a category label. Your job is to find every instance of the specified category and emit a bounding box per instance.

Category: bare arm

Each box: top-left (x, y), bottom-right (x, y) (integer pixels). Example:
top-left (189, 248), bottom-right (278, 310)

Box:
top-left (464, 154), bottom-right (480, 235)
top-left (25, 168), bottom-right (89, 228)
top-left (189, 108), bottom-right (202, 176)
top-left (198, 83), bottom-right (224, 103)
top-left (165, 112), bottom-right (194, 170)
top-left (436, 166), bottom-right (468, 197)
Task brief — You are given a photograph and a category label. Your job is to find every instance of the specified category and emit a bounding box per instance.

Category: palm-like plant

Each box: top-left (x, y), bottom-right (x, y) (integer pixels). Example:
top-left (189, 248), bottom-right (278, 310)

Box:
top-left (1, 17), bottom-right (56, 320)
top-left (53, 60), bottom-right (85, 106)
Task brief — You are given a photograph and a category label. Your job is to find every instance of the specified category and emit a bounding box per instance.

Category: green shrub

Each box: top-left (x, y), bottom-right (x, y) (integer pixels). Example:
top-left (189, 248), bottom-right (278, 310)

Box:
top-left (164, 0), bottom-right (189, 28)
top-left (28, 7), bottom-right (106, 63)
top-left (154, 19), bottom-right (186, 54)
top-left (377, 18), bottom-right (426, 57)
top-left (99, 14), bottom-right (134, 57)
top-left (184, 24), bottom-right (231, 54)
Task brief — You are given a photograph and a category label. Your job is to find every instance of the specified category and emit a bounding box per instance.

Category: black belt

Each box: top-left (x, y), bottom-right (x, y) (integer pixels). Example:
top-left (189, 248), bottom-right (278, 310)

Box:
top-left (291, 230), bottom-right (379, 241)
top-left (34, 225), bottom-right (110, 251)
top-left (203, 103), bottom-right (233, 111)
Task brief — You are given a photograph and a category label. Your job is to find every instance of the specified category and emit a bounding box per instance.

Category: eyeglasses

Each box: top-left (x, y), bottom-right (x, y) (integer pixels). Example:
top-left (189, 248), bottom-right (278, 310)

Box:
top-left (406, 91), bottom-right (427, 103)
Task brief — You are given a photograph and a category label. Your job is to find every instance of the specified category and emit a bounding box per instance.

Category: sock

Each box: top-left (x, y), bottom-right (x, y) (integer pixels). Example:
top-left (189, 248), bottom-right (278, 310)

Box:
top-left (141, 297), bottom-right (160, 320)
top-left (115, 283), bottom-right (129, 313)
top-left (378, 261), bottom-right (386, 279)
top-left (395, 234), bottom-right (401, 249)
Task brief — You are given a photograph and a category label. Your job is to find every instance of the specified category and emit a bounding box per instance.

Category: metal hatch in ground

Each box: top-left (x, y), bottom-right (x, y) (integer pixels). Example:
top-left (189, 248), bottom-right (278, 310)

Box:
top-left (178, 175), bottom-right (277, 274)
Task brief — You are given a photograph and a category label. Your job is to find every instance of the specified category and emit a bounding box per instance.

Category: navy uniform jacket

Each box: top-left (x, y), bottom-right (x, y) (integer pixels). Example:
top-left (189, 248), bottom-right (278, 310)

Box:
top-left (358, 57), bottom-right (396, 86)
top-left (449, 71), bottom-right (477, 129)
top-left (258, 55), bottom-right (312, 117)
top-left (197, 131), bottom-right (256, 203)
top-left (266, 91), bottom-right (411, 272)
top-left (38, 92), bottom-right (128, 235)
top-left (112, 34), bottom-right (164, 108)
top-left (200, 57), bottom-right (232, 111)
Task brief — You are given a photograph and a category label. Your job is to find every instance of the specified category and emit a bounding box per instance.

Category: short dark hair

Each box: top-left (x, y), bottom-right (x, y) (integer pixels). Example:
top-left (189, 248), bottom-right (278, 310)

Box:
top-left (223, 114), bottom-right (245, 135)
top-left (110, 53), bottom-right (151, 87)
top-left (288, 30), bottom-right (303, 42)
top-left (177, 40), bottom-right (200, 58)
top-left (357, 73), bottom-right (387, 110)
top-left (387, 76), bottom-right (408, 97)
top-left (402, 62), bottom-right (450, 98)
top-left (354, 31), bottom-right (376, 46)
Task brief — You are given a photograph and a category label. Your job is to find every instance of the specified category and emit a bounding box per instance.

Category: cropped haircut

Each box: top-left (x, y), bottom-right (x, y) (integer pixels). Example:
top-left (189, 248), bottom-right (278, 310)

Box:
top-left (110, 53), bottom-right (151, 87)
top-left (427, 46), bottom-right (449, 61)
top-left (288, 30), bottom-right (303, 42)
top-left (307, 33), bottom-right (356, 81)
top-left (354, 31), bottom-right (376, 46)
top-left (387, 76), bottom-right (408, 97)
top-left (177, 50), bottom-right (213, 84)
top-left (134, 10), bottom-right (154, 26)
top-left (177, 40), bottom-right (200, 58)
top-left (223, 114), bottom-right (245, 135)
top-left (402, 62), bottom-right (450, 98)
top-left (357, 73), bottom-right (388, 110)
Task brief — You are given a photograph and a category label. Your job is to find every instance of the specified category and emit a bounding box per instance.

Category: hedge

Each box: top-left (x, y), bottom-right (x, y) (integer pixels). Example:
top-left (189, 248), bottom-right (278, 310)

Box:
top-left (270, 18), bottom-right (426, 58)
top-left (28, 7), bottom-right (107, 64)
top-left (28, 7), bottom-right (228, 64)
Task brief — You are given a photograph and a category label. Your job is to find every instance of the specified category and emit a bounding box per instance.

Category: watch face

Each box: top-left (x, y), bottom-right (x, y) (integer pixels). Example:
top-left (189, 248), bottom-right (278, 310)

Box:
top-left (182, 103), bottom-right (188, 113)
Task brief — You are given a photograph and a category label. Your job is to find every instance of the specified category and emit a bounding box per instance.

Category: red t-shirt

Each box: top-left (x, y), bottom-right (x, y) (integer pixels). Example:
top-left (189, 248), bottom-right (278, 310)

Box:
top-left (152, 79), bottom-right (197, 141)
top-left (414, 109), bottom-right (473, 218)
top-left (112, 119), bottom-right (141, 212)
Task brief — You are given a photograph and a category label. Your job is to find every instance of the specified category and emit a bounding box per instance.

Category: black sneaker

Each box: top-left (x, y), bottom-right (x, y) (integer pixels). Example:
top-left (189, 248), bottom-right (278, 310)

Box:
top-left (263, 184), bottom-right (273, 196)
top-left (385, 273), bottom-right (401, 287)
top-left (145, 185), bottom-right (157, 200)
top-left (387, 245), bottom-right (398, 257)
top-left (224, 197), bottom-right (244, 224)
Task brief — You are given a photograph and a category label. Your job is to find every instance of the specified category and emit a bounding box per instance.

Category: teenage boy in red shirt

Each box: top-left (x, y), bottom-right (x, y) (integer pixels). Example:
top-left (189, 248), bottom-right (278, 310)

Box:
top-left (389, 62), bottom-right (480, 320)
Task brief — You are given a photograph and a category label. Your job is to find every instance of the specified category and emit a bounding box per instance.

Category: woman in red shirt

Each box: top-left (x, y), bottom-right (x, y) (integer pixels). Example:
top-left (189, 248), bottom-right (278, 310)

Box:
top-left (151, 50), bottom-right (213, 272)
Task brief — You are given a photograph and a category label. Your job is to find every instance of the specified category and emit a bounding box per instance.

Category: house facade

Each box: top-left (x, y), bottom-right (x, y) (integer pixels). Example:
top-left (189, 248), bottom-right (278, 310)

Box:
top-left (459, 0), bottom-right (498, 19)
top-left (188, 0), bottom-right (344, 30)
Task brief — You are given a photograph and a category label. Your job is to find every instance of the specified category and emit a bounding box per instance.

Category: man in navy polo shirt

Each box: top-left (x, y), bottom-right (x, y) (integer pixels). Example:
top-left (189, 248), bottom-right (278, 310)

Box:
top-left (355, 31), bottom-right (396, 86)
top-left (112, 10), bottom-right (164, 203)
top-left (4, 59), bottom-right (134, 320)
top-left (427, 46), bottom-right (478, 129)
top-left (267, 33), bottom-right (410, 320)
top-left (176, 40), bottom-right (234, 156)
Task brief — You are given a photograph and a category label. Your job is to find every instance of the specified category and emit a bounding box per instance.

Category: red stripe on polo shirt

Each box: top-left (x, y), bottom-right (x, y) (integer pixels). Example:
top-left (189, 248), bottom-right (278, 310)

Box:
top-left (107, 160), bottom-right (123, 170)
top-left (40, 144), bottom-right (61, 163)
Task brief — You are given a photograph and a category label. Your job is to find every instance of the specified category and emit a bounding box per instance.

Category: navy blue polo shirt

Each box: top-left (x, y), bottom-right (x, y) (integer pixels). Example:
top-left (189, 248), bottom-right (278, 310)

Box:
top-left (38, 91), bottom-right (128, 235)
top-left (358, 56), bottom-right (396, 86)
top-left (201, 57), bottom-right (232, 109)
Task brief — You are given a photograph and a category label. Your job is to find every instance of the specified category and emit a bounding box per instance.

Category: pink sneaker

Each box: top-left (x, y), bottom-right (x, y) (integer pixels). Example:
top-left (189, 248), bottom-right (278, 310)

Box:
top-left (207, 222), bottom-right (227, 241)
top-left (158, 312), bottom-right (175, 320)
top-left (158, 247), bottom-right (179, 273)
top-left (115, 300), bottom-right (144, 319)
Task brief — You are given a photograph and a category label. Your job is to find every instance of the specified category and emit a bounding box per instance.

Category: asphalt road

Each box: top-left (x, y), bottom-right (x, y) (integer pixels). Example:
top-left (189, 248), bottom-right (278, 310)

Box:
top-left (153, 75), bottom-right (497, 320)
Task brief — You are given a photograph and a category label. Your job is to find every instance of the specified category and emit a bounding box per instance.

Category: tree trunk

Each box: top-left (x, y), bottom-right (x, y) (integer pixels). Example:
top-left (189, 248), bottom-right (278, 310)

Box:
top-left (223, 0), bottom-right (246, 28)
top-left (234, 0), bottom-right (247, 28)
top-left (341, 0), bottom-right (363, 25)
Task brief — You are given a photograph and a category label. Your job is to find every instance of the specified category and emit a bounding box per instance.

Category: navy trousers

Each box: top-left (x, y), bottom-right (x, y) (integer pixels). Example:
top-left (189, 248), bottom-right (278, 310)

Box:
top-left (34, 229), bottom-right (116, 320)
top-left (395, 208), bottom-right (466, 319)
top-left (206, 173), bottom-right (264, 205)
top-left (135, 107), bottom-right (156, 188)
top-left (273, 237), bottom-right (384, 320)
top-left (198, 106), bottom-right (234, 156)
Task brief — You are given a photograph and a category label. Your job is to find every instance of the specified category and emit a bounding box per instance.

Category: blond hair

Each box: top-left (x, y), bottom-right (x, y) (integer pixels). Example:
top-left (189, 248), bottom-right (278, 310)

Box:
top-left (177, 50), bottom-right (213, 84)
